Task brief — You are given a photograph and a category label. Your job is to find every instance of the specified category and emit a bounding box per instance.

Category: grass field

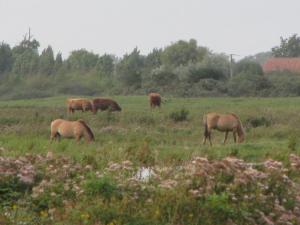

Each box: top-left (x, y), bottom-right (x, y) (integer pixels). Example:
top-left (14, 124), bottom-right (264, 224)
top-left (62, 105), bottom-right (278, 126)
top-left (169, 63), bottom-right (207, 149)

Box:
top-left (1, 96), bottom-right (300, 224)
top-left (0, 96), bottom-right (300, 164)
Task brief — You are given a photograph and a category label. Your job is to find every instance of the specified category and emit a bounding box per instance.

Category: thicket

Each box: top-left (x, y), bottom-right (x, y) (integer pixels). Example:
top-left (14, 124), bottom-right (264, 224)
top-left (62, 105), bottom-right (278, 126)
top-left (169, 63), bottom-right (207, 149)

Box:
top-left (1, 34), bottom-right (300, 99)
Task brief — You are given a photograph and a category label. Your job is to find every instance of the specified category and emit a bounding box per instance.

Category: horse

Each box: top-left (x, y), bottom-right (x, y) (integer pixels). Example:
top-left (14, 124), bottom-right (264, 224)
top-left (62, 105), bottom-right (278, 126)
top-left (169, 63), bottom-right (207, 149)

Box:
top-left (50, 119), bottom-right (95, 143)
top-left (203, 112), bottom-right (245, 146)
top-left (67, 98), bottom-right (93, 114)
top-left (91, 98), bottom-right (122, 113)
top-left (149, 93), bottom-right (161, 108)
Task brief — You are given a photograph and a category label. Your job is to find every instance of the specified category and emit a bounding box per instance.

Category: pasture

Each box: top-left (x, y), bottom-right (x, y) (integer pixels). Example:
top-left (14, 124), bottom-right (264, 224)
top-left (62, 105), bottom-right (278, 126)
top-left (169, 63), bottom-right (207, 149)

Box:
top-left (1, 96), bottom-right (300, 225)
top-left (0, 96), bottom-right (299, 163)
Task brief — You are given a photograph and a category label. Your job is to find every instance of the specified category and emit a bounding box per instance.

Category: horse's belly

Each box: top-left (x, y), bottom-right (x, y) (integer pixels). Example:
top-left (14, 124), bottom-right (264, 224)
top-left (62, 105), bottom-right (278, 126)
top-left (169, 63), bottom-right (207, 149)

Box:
top-left (58, 127), bottom-right (75, 138)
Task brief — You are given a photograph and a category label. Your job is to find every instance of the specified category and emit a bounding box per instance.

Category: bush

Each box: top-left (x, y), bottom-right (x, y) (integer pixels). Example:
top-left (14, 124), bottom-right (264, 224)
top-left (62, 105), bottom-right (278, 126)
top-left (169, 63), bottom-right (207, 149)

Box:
top-left (246, 116), bottom-right (272, 128)
top-left (169, 108), bottom-right (189, 122)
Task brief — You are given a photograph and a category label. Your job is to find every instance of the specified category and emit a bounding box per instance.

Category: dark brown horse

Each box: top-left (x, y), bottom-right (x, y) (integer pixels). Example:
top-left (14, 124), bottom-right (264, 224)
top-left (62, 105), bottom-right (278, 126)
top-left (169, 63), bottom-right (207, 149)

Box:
top-left (149, 93), bottom-right (161, 108)
top-left (203, 112), bottom-right (245, 146)
top-left (91, 98), bottom-right (121, 113)
top-left (50, 119), bottom-right (95, 143)
top-left (67, 98), bottom-right (93, 114)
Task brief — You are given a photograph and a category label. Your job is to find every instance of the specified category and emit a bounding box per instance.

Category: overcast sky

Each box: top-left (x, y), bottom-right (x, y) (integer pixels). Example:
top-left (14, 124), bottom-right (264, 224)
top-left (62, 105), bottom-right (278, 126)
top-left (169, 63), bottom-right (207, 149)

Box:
top-left (1, 0), bottom-right (299, 58)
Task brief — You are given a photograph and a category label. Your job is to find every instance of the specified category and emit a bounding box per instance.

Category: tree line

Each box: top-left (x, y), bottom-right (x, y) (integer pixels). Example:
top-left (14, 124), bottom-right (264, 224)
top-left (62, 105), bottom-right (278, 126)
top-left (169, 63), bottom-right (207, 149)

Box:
top-left (0, 33), bottom-right (300, 99)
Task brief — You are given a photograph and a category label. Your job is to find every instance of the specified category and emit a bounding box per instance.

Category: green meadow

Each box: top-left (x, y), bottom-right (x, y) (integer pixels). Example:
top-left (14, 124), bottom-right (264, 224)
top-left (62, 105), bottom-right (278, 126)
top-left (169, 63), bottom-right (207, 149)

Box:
top-left (0, 96), bottom-right (299, 164)
top-left (1, 96), bottom-right (300, 225)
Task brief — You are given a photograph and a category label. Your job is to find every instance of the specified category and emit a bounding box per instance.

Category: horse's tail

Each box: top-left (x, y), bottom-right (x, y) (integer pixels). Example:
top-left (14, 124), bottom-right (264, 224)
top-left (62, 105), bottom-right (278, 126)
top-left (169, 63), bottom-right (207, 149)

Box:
top-left (78, 120), bottom-right (95, 141)
top-left (203, 115), bottom-right (209, 138)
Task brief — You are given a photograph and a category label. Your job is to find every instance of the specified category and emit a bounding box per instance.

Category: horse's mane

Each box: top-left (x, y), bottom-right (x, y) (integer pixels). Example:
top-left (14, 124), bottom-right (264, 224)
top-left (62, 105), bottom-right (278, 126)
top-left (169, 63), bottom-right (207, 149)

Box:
top-left (77, 120), bottom-right (95, 140)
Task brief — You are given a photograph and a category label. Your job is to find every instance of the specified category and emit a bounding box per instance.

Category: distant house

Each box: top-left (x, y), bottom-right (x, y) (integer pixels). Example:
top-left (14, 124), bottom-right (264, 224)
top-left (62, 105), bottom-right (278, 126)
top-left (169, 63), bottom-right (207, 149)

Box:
top-left (263, 58), bottom-right (300, 73)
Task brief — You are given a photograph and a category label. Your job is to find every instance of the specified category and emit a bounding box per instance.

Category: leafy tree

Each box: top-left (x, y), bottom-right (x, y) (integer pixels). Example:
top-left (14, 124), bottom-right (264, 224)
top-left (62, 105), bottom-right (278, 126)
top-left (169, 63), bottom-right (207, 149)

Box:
top-left (0, 42), bottom-right (13, 74)
top-left (12, 49), bottom-right (39, 75)
top-left (187, 65), bottom-right (226, 83)
top-left (53, 52), bottom-right (63, 73)
top-left (161, 39), bottom-right (208, 67)
top-left (144, 48), bottom-right (162, 69)
top-left (272, 34), bottom-right (300, 57)
top-left (235, 59), bottom-right (263, 76)
top-left (116, 48), bottom-right (144, 88)
top-left (67, 49), bottom-right (98, 72)
top-left (151, 65), bottom-right (178, 88)
top-left (96, 54), bottom-right (114, 77)
top-left (39, 46), bottom-right (55, 75)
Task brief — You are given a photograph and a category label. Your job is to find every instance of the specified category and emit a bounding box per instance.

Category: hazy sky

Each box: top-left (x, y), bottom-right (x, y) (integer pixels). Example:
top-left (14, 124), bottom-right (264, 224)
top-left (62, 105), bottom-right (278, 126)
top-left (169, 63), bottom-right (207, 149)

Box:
top-left (1, 0), bottom-right (299, 58)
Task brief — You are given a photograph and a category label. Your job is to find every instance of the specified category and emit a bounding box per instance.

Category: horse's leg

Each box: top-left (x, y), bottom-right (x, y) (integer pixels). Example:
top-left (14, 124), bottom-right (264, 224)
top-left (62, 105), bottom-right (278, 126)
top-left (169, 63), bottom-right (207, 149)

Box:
top-left (223, 131), bottom-right (229, 145)
top-left (233, 132), bottom-right (237, 143)
top-left (202, 136), bottom-right (207, 145)
top-left (208, 132), bottom-right (212, 146)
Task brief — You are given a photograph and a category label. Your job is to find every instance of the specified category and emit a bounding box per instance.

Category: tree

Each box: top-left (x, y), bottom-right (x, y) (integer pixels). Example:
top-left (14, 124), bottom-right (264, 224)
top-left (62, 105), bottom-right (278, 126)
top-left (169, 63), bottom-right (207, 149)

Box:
top-left (0, 42), bottom-right (13, 74)
top-left (161, 39), bottom-right (208, 67)
top-left (11, 32), bottom-right (40, 75)
top-left (39, 46), bottom-right (55, 75)
top-left (272, 34), bottom-right (300, 57)
top-left (96, 54), bottom-right (114, 77)
top-left (12, 49), bottom-right (39, 75)
top-left (235, 59), bottom-right (263, 76)
top-left (67, 49), bottom-right (98, 72)
top-left (116, 48), bottom-right (144, 88)
top-left (53, 52), bottom-right (63, 73)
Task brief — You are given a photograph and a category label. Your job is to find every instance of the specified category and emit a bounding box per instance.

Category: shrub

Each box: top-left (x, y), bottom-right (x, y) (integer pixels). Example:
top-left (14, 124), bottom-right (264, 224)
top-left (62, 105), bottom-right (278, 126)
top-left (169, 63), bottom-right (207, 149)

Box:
top-left (246, 116), bottom-right (272, 128)
top-left (169, 108), bottom-right (189, 122)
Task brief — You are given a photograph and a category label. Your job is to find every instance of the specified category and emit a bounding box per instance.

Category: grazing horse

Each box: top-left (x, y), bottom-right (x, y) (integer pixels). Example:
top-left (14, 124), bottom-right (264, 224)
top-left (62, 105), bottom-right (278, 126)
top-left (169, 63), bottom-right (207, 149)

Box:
top-left (67, 98), bottom-right (93, 114)
top-left (91, 98), bottom-right (122, 113)
top-left (149, 93), bottom-right (161, 108)
top-left (50, 119), bottom-right (95, 143)
top-left (203, 112), bottom-right (245, 146)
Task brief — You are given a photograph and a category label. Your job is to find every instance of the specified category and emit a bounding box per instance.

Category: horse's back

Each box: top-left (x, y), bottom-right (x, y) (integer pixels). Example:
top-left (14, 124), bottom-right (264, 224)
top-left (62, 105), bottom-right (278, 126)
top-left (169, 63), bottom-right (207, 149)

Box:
top-left (92, 98), bottom-right (121, 111)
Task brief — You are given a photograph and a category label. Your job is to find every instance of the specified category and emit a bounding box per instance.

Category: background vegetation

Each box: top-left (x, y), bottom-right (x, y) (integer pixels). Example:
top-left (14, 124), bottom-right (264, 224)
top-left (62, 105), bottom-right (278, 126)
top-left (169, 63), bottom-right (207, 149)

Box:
top-left (1, 34), bottom-right (300, 99)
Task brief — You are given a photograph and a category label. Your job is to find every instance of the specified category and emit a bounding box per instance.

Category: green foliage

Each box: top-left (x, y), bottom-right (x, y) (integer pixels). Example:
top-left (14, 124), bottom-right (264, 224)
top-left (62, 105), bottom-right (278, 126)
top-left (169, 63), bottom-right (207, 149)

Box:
top-left (272, 34), bottom-right (300, 57)
top-left (12, 49), bottom-right (39, 75)
top-left (235, 59), bottom-right (263, 75)
top-left (39, 46), bottom-right (55, 75)
top-left (161, 39), bottom-right (207, 66)
top-left (67, 49), bottom-right (98, 72)
top-left (0, 42), bottom-right (13, 74)
top-left (227, 73), bottom-right (272, 96)
top-left (116, 48), bottom-right (144, 89)
top-left (0, 176), bottom-right (29, 206)
top-left (169, 108), bottom-right (189, 122)
top-left (246, 116), bottom-right (272, 128)
top-left (84, 176), bottom-right (119, 201)
top-left (96, 54), bottom-right (114, 76)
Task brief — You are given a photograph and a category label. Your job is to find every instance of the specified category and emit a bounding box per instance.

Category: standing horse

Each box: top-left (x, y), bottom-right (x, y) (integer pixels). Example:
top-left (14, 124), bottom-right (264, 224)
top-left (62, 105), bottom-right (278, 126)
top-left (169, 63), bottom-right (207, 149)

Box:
top-left (50, 119), bottom-right (95, 143)
top-left (149, 93), bottom-right (161, 108)
top-left (91, 98), bottom-right (122, 113)
top-left (67, 98), bottom-right (93, 114)
top-left (203, 112), bottom-right (245, 146)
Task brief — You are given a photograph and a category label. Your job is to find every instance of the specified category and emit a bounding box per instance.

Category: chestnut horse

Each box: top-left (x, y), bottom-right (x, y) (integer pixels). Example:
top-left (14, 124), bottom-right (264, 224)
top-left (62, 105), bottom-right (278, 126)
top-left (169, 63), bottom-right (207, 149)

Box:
top-left (149, 93), bottom-right (161, 108)
top-left (203, 112), bottom-right (245, 146)
top-left (91, 98), bottom-right (121, 113)
top-left (67, 98), bottom-right (93, 114)
top-left (50, 119), bottom-right (95, 143)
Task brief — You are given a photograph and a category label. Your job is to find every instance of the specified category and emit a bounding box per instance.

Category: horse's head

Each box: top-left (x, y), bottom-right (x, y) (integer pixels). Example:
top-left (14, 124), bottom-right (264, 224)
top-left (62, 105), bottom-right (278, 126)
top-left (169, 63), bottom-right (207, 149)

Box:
top-left (237, 124), bottom-right (245, 143)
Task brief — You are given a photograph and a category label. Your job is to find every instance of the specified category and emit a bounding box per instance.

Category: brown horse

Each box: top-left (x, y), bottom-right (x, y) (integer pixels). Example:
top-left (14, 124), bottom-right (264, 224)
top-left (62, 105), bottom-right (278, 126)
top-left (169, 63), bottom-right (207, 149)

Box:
top-left (91, 98), bottom-right (122, 113)
top-left (149, 93), bottom-right (161, 108)
top-left (203, 112), bottom-right (245, 146)
top-left (50, 119), bottom-right (95, 143)
top-left (67, 98), bottom-right (93, 114)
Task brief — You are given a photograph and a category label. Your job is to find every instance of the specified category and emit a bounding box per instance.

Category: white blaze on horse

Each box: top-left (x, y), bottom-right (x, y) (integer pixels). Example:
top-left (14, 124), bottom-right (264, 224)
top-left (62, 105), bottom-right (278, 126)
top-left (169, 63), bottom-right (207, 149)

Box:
top-left (50, 119), bottom-right (95, 143)
top-left (203, 112), bottom-right (245, 146)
